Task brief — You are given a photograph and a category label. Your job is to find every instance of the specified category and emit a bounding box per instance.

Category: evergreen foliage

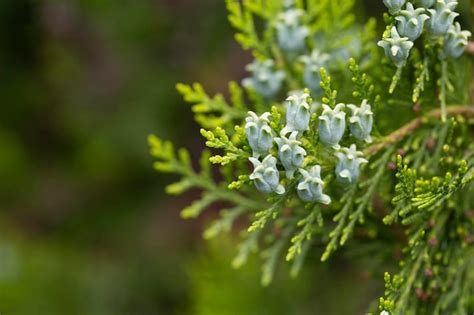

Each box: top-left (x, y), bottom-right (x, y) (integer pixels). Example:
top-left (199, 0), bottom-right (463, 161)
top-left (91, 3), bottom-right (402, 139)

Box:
top-left (149, 0), bottom-right (474, 313)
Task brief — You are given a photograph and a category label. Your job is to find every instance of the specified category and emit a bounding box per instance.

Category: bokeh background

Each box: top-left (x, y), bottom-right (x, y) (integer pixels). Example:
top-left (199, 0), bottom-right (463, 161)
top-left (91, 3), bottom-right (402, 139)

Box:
top-left (0, 1), bottom-right (469, 314)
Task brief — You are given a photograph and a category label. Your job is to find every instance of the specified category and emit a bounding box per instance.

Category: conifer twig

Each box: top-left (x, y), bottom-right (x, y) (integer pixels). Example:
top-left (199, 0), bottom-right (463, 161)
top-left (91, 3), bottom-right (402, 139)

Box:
top-left (365, 105), bottom-right (474, 156)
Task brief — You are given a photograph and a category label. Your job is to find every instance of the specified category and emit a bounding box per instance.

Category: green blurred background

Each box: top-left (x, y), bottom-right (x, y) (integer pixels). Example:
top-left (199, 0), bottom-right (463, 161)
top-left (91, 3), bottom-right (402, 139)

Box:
top-left (0, 0), bottom-right (452, 314)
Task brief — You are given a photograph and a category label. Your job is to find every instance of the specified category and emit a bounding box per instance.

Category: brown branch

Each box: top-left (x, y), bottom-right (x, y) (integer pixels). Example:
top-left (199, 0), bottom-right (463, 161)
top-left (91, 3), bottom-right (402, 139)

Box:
top-left (365, 105), bottom-right (474, 156)
top-left (467, 41), bottom-right (474, 56)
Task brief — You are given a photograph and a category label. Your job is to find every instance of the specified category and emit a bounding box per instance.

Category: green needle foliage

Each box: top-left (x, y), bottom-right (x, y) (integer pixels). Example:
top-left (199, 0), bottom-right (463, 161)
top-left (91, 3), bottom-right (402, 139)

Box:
top-left (149, 0), bottom-right (474, 313)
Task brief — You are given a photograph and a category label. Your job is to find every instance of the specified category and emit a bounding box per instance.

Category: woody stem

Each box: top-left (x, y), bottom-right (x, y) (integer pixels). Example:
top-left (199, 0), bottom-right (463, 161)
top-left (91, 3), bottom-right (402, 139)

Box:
top-left (365, 105), bottom-right (474, 156)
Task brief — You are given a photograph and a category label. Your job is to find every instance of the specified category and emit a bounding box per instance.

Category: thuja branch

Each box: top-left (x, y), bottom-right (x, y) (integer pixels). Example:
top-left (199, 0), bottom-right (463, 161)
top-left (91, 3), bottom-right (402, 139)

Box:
top-left (151, 1), bottom-right (474, 313)
top-left (365, 105), bottom-right (474, 156)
